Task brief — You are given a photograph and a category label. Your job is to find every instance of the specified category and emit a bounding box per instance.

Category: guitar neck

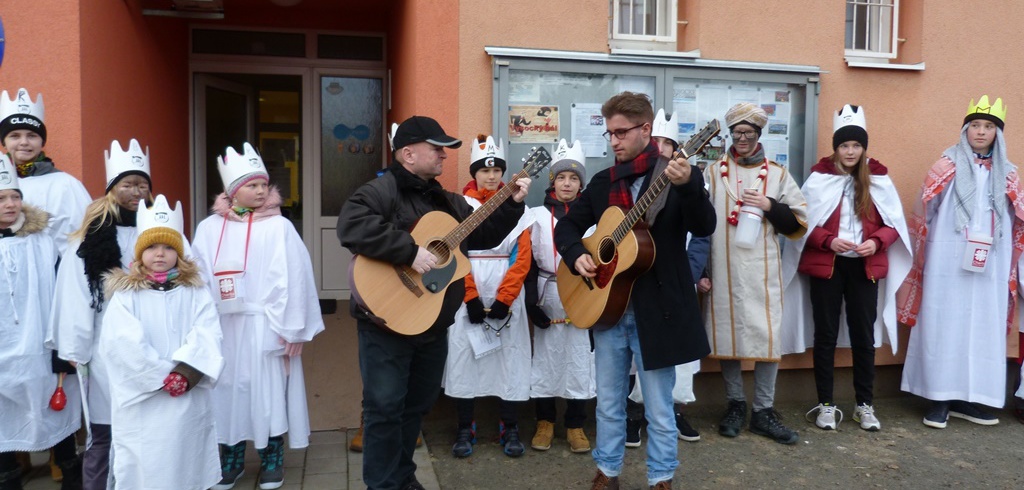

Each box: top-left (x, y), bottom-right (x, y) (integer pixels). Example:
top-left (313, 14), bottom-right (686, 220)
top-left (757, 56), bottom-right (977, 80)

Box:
top-left (444, 169), bottom-right (527, 248)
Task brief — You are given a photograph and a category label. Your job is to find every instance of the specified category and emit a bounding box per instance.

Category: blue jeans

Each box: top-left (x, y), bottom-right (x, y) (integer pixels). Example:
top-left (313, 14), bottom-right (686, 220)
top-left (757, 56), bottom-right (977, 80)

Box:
top-left (592, 307), bottom-right (678, 485)
top-left (358, 322), bottom-right (448, 490)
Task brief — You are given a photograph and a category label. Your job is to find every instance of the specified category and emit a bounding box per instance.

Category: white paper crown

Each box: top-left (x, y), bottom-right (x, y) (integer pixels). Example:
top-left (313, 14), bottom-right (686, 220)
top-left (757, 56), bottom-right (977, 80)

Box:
top-left (105, 139), bottom-right (151, 190)
top-left (217, 142), bottom-right (269, 192)
top-left (0, 153), bottom-right (19, 192)
top-left (470, 135), bottom-right (505, 164)
top-left (0, 88), bottom-right (45, 121)
top-left (553, 139), bottom-right (585, 166)
top-left (137, 194), bottom-right (184, 237)
top-left (833, 104), bottom-right (867, 133)
top-left (651, 108), bottom-right (679, 144)
top-left (388, 122), bottom-right (399, 151)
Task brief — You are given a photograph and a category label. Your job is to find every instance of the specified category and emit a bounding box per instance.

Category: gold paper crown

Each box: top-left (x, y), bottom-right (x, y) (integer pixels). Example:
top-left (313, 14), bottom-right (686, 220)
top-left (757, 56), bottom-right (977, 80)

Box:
top-left (966, 95), bottom-right (1006, 124)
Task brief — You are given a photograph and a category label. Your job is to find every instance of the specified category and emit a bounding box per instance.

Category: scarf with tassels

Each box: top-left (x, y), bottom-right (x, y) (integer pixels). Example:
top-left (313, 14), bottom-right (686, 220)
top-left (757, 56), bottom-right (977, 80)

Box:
top-left (77, 205), bottom-right (138, 311)
top-left (945, 125), bottom-right (1013, 236)
top-left (608, 140), bottom-right (660, 209)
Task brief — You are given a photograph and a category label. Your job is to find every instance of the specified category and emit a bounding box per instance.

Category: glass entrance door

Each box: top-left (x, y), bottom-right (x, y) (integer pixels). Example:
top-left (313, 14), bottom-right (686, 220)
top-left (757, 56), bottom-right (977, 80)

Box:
top-left (315, 74), bottom-right (385, 299)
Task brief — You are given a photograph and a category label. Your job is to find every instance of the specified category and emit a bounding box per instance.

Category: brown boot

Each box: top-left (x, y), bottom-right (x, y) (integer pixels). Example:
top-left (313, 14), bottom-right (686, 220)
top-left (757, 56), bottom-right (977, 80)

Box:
top-left (349, 416), bottom-right (364, 453)
top-left (49, 450), bottom-right (63, 482)
top-left (531, 420), bottom-right (554, 451)
top-left (566, 427), bottom-right (590, 453)
top-left (651, 479), bottom-right (672, 490)
top-left (590, 470), bottom-right (619, 490)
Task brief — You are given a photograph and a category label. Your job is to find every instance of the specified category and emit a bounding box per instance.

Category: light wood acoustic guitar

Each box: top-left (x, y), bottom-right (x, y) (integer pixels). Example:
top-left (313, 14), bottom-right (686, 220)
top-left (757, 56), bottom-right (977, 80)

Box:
top-left (350, 147), bottom-right (552, 336)
top-left (556, 119), bottom-right (721, 330)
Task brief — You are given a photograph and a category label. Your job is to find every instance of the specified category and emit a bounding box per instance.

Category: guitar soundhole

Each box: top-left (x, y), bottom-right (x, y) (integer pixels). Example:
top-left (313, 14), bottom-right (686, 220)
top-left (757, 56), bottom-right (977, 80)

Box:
top-left (425, 240), bottom-right (451, 265)
top-left (597, 237), bottom-right (616, 264)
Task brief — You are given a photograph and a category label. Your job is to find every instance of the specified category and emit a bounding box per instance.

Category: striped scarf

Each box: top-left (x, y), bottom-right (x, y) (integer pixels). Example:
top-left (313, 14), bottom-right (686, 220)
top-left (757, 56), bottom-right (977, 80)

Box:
top-left (608, 140), bottom-right (660, 209)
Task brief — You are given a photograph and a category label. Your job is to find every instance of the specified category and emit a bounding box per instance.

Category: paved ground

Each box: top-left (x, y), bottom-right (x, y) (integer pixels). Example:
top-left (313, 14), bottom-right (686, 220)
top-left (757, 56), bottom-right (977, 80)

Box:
top-left (20, 430), bottom-right (440, 490)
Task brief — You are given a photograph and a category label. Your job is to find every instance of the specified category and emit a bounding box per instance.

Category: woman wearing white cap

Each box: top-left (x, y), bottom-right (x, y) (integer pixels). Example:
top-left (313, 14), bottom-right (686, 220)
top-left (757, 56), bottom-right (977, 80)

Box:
top-left (781, 105), bottom-right (911, 432)
top-left (0, 157), bottom-right (83, 490)
top-left (703, 103), bottom-right (807, 445)
top-left (192, 143), bottom-right (323, 490)
top-left (50, 139), bottom-right (155, 490)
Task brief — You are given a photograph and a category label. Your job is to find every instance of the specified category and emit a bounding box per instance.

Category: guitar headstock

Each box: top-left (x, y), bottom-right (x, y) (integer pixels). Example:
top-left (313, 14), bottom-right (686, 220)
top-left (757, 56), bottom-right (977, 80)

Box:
top-left (675, 119), bottom-right (721, 160)
top-left (520, 147), bottom-right (553, 177)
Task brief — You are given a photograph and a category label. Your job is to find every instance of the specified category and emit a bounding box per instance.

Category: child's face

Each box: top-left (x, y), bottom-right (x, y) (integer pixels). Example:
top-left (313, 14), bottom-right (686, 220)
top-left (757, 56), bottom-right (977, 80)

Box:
top-left (553, 171), bottom-right (581, 203)
top-left (233, 179), bottom-right (269, 209)
top-left (3, 130), bottom-right (43, 165)
top-left (0, 190), bottom-right (22, 228)
top-left (474, 166), bottom-right (503, 191)
top-left (967, 119), bottom-right (997, 154)
top-left (142, 243), bottom-right (178, 273)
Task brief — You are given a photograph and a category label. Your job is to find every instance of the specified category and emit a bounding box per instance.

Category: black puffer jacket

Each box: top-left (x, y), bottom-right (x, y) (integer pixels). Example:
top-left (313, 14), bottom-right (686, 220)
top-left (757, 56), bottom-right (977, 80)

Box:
top-left (338, 162), bottom-right (525, 335)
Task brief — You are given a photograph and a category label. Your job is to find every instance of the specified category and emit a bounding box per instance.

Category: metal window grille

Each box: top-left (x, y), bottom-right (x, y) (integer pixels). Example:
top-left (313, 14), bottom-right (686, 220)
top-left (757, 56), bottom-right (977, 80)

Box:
top-left (844, 0), bottom-right (899, 58)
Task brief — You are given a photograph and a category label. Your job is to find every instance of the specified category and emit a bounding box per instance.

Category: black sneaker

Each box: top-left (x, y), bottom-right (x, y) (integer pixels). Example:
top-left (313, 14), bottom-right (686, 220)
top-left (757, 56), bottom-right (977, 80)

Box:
top-left (451, 422), bottom-right (476, 458)
top-left (923, 401), bottom-right (950, 429)
top-left (625, 417), bottom-right (642, 447)
top-left (718, 400), bottom-right (747, 438)
top-left (258, 466), bottom-right (284, 490)
top-left (749, 407), bottom-right (799, 444)
top-left (675, 412), bottom-right (700, 442)
top-left (949, 400), bottom-right (999, 426)
top-left (499, 421), bottom-right (525, 457)
top-left (402, 474), bottom-right (426, 490)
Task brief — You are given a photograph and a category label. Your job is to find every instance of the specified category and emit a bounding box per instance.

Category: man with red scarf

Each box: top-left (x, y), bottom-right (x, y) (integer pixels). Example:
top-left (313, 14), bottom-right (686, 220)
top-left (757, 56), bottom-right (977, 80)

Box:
top-left (554, 92), bottom-right (715, 490)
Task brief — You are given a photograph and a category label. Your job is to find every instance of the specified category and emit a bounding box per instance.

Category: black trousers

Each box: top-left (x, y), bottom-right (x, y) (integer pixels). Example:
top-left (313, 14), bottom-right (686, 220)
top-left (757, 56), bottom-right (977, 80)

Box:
top-left (0, 433), bottom-right (78, 473)
top-left (455, 397), bottom-right (520, 428)
top-left (810, 256), bottom-right (878, 406)
top-left (535, 398), bottom-right (588, 429)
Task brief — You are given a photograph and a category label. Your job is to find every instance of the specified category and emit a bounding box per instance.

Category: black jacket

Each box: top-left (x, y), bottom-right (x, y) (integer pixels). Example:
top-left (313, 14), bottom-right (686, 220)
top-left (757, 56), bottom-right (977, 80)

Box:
top-left (554, 157), bottom-right (716, 370)
top-left (338, 162), bottom-right (525, 335)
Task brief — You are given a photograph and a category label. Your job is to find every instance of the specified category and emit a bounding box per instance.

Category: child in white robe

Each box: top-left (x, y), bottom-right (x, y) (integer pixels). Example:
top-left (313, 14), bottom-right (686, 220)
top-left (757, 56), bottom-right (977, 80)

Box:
top-left (99, 195), bottom-right (223, 490)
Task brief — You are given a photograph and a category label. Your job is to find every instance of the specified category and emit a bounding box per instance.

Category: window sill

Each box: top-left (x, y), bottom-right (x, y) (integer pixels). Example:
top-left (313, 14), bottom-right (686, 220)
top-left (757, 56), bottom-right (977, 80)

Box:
top-left (610, 47), bottom-right (700, 59)
top-left (845, 59), bottom-right (925, 71)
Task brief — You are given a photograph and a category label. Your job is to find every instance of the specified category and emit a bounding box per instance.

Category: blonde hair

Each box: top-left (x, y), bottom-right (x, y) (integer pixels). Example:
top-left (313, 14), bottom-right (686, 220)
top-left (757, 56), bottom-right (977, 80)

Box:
top-left (70, 190), bottom-right (155, 241)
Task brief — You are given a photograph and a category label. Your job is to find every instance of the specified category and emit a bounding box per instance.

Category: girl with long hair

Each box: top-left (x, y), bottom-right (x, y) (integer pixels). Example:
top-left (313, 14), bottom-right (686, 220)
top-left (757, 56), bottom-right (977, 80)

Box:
top-left (781, 105), bottom-right (911, 432)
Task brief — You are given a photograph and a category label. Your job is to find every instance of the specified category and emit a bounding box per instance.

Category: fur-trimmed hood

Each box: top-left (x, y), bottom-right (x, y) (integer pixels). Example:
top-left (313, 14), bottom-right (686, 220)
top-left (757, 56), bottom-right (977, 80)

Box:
top-left (210, 186), bottom-right (283, 222)
top-left (12, 204), bottom-right (50, 237)
top-left (103, 264), bottom-right (204, 295)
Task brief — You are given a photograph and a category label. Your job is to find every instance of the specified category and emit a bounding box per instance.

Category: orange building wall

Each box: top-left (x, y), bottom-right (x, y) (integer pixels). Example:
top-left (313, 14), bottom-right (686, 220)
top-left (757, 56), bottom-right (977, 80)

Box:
top-left (456, 0), bottom-right (609, 188)
top-left (78, 1), bottom-right (192, 227)
top-left (0, 2), bottom-right (84, 177)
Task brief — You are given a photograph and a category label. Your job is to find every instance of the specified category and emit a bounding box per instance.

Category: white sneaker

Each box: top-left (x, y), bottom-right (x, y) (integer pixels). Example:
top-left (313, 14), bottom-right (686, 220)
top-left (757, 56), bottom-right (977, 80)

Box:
top-left (854, 404), bottom-right (881, 431)
top-left (805, 403), bottom-right (842, 430)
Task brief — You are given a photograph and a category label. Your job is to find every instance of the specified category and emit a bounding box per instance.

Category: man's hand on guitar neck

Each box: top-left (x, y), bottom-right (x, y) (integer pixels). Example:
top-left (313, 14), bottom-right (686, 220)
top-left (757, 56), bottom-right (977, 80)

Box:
top-left (574, 254), bottom-right (598, 278)
top-left (667, 157), bottom-right (692, 186)
top-left (510, 177), bottom-right (532, 202)
top-left (412, 247), bottom-right (439, 274)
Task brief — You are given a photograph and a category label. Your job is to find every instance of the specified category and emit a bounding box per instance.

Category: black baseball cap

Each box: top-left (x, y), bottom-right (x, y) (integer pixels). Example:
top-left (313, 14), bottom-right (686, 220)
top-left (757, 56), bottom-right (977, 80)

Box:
top-left (392, 116), bottom-right (462, 150)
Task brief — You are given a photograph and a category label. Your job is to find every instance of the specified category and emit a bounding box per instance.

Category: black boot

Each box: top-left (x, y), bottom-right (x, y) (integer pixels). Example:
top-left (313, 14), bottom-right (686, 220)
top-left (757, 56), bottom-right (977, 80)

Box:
top-left (56, 455), bottom-right (82, 490)
top-left (718, 400), bottom-right (747, 437)
top-left (0, 468), bottom-right (22, 490)
top-left (750, 407), bottom-right (799, 444)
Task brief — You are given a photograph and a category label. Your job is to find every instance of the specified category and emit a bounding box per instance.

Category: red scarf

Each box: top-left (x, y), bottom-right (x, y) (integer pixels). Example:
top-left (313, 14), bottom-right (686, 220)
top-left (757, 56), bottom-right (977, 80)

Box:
top-left (608, 141), bottom-right (660, 209)
top-left (462, 180), bottom-right (503, 203)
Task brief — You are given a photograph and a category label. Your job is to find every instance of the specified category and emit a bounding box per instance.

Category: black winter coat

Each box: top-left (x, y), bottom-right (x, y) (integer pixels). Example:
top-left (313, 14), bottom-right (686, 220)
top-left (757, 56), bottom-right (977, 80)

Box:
top-left (554, 158), bottom-right (716, 370)
top-left (337, 162), bottom-right (525, 335)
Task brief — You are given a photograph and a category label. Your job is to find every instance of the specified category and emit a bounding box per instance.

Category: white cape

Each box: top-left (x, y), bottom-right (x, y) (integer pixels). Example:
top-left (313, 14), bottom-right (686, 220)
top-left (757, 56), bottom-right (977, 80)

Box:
top-left (192, 214), bottom-right (324, 449)
top-left (100, 285), bottom-right (224, 490)
top-left (20, 171), bottom-right (91, 256)
top-left (781, 172), bottom-right (912, 355)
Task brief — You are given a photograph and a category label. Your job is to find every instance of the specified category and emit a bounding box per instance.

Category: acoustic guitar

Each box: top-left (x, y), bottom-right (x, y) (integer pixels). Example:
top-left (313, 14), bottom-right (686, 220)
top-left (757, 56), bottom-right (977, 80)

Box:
top-left (556, 120), bottom-right (720, 330)
top-left (350, 147), bottom-right (551, 336)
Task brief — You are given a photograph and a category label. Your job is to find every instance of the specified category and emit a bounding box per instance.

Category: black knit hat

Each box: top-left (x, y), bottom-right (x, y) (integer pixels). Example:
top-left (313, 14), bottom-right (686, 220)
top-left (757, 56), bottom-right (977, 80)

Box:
top-left (0, 114), bottom-right (46, 144)
top-left (832, 125), bottom-right (868, 150)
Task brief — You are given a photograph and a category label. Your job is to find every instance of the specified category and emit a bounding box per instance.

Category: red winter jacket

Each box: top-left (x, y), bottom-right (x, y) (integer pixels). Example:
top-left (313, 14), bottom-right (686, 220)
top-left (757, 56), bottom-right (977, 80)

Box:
top-left (797, 158), bottom-right (900, 281)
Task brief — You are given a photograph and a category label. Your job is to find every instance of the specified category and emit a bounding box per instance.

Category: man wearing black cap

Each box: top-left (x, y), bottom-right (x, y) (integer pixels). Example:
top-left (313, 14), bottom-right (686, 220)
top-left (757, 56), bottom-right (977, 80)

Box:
top-left (338, 115), bottom-right (531, 490)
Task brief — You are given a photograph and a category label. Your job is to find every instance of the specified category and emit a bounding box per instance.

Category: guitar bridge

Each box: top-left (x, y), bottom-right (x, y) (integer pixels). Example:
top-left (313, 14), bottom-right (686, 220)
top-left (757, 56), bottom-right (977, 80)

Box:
top-left (394, 265), bottom-right (425, 297)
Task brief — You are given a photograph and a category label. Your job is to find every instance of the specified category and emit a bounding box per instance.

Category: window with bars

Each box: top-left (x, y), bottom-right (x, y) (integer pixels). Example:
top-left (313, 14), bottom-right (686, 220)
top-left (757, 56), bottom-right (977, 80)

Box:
top-left (611, 0), bottom-right (676, 43)
top-left (845, 0), bottom-right (899, 59)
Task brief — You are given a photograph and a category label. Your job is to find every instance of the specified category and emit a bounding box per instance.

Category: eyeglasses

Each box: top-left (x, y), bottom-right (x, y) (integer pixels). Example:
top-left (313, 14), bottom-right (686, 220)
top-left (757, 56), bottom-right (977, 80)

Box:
top-left (602, 123), bottom-right (645, 142)
top-left (730, 130), bottom-right (758, 140)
